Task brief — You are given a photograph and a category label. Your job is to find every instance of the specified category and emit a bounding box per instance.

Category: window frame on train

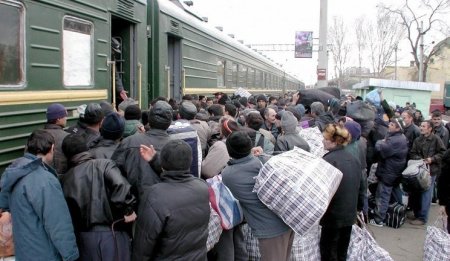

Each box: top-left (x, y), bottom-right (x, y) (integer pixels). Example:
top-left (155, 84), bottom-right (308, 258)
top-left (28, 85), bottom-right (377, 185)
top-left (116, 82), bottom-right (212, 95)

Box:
top-left (0, 0), bottom-right (25, 88)
top-left (62, 15), bottom-right (94, 87)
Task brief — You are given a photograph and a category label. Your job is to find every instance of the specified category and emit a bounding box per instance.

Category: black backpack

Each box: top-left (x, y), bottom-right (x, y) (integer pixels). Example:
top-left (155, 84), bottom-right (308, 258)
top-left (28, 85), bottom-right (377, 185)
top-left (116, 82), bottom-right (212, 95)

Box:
top-left (384, 202), bottom-right (405, 229)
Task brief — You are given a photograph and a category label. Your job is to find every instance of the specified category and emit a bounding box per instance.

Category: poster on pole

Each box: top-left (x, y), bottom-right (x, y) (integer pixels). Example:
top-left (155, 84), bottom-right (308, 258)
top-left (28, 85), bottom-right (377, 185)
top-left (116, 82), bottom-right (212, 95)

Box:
top-left (295, 31), bottom-right (313, 58)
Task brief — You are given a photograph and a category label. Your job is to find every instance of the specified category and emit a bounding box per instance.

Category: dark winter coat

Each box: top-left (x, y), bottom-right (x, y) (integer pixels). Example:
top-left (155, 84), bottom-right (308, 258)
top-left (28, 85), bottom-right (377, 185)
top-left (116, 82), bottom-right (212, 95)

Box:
top-left (321, 146), bottom-right (362, 228)
top-left (410, 134), bottom-right (446, 177)
top-left (434, 123), bottom-right (449, 149)
top-left (0, 153), bottom-right (79, 261)
top-left (111, 129), bottom-right (171, 202)
top-left (314, 112), bottom-right (335, 132)
top-left (375, 131), bottom-right (409, 186)
top-left (43, 123), bottom-right (69, 174)
top-left (403, 123), bottom-right (420, 152)
top-left (438, 149), bottom-right (450, 207)
top-left (274, 133), bottom-right (310, 153)
top-left (61, 152), bottom-right (136, 232)
top-left (132, 170), bottom-right (210, 261)
top-left (89, 138), bottom-right (119, 159)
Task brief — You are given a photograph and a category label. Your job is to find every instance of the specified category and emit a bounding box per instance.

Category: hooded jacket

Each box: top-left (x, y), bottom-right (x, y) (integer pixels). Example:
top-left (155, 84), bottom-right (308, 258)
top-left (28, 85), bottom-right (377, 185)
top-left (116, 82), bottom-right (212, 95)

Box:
top-left (132, 170), bottom-right (210, 261)
top-left (0, 153), bottom-right (78, 261)
top-left (274, 111), bottom-right (310, 153)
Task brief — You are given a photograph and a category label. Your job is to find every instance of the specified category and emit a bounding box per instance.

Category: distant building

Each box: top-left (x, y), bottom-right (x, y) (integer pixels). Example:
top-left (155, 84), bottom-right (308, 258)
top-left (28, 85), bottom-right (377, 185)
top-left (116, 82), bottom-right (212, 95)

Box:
top-left (380, 37), bottom-right (450, 101)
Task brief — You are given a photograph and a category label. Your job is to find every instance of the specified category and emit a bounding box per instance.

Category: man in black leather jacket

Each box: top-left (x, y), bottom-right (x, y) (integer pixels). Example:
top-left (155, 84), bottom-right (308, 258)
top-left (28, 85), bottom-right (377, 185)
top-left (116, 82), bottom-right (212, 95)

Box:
top-left (61, 133), bottom-right (136, 261)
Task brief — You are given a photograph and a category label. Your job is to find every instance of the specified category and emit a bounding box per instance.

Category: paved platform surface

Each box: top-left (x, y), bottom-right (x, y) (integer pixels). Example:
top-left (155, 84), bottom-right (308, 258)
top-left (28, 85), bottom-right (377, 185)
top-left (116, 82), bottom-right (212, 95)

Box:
top-left (370, 205), bottom-right (441, 261)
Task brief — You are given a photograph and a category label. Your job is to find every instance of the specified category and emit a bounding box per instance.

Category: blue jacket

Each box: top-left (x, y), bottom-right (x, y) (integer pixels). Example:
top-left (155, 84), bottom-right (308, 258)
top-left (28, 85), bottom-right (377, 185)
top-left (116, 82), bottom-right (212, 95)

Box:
top-left (222, 155), bottom-right (290, 239)
top-left (375, 131), bottom-right (408, 186)
top-left (0, 153), bottom-right (79, 261)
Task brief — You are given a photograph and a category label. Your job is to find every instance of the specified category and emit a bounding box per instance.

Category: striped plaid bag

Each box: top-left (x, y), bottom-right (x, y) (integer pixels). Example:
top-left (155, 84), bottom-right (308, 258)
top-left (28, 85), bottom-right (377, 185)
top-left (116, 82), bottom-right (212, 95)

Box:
top-left (298, 127), bottom-right (327, 157)
top-left (253, 147), bottom-right (342, 236)
top-left (289, 226), bottom-right (321, 261)
top-left (423, 216), bottom-right (450, 261)
top-left (206, 206), bottom-right (223, 251)
top-left (241, 224), bottom-right (261, 261)
top-left (347, 215), bottom-right (393, 261)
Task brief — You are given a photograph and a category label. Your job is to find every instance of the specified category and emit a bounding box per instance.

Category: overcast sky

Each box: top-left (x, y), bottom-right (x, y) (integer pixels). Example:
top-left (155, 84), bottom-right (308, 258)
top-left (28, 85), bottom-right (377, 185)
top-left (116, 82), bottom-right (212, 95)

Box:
top-left (190, 0), bottom-right (449, 85)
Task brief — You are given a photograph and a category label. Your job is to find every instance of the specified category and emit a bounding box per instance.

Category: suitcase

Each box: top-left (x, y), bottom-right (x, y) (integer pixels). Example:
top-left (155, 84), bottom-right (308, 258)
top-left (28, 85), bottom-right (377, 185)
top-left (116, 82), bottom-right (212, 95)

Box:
top-left (384, 202), bottom-right (405, 229)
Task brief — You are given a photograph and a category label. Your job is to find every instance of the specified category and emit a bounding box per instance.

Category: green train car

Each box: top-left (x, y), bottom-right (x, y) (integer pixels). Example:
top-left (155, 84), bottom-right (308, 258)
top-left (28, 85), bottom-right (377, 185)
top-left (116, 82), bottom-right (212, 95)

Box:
top-left (0, 0), bottom-right (304, 172)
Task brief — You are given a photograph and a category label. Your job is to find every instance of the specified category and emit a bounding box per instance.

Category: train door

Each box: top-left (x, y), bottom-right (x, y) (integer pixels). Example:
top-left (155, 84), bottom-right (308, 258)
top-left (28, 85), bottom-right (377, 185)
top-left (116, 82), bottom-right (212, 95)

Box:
top-left (111, 16), bottom-right (137, 105)
top-left (167, 36), bottom-right (182, 101)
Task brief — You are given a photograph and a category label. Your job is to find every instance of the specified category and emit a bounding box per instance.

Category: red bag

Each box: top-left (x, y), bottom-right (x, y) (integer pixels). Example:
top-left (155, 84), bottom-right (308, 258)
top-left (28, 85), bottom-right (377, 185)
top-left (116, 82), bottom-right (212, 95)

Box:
top-left (0, 212), bottom-right (14, 257)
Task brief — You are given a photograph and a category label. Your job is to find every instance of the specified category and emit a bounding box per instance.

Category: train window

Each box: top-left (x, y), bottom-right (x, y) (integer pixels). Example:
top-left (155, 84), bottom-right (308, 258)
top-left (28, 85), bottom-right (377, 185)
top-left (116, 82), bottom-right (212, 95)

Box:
top-left (255, 70), bottom-right (261, 87)
top-left (0, 1), bottom-right (24, 87)
top-left (231, 62), bottom-right (238, 87)
top-left (247, 68), bottom-right (254, 88)
top-left (225, 60), bottom-right (233, 87)
top-left (63, 16), bottom-right (93, 86)
top-left (217, 59), bottom-right (225, 87)
top-left (238, 65), bottom-right (247, 87)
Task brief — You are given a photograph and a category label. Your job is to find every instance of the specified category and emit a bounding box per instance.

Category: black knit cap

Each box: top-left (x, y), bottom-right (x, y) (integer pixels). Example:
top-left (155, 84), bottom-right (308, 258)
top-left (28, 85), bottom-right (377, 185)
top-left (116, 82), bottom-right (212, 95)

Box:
top-left (226, 131), bottom-right (252, 159)
top-left (101, 112), bottom-right (125, 140)
top-left (124, 105), bottom-right (142, 120)
top-left (149, 101), bottom-right (173, 130)
top-left (160, 139), bottom-right (192, 171)
top-left (62, 133), bottom-right (88, 160)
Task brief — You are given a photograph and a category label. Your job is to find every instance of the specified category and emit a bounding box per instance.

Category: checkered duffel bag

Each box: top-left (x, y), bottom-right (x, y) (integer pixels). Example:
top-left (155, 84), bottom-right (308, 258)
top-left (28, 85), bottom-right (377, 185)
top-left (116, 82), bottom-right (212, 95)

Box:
top-left (206, 206), bottom-right (223, 251)
top-left (423, 216), bottom-right (450, 261)
top-left (254, 147), bottom-right (343, 236)
top-left (347, 215), bottom-right (393, 261)
top-left (298, 127), bottom-right (327, 157)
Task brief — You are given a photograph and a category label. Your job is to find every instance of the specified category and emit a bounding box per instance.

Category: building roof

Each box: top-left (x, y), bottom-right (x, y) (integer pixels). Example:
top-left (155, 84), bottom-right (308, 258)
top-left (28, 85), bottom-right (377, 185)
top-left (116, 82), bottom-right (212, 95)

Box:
top-left (352, 78), bottom-right (440, 92)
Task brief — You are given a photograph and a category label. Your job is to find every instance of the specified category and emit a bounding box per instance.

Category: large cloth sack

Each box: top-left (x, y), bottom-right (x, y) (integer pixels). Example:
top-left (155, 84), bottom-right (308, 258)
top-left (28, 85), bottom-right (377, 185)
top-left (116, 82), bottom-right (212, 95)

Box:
top-left (298, 127), bottom-right (326, 157)
top-left (401, 160), bottom-right (431, 192)
top-left (365, 89), bottom-right (382, 107)
top-left (254, 147), bottom-right (343, 236)
top-left (347, 220), bottom-right (393, 261)
top-left (206, 206), bottom-right (223, 251)
top-left (423, 217), bottom-right (450, 261)
top-left (0, 212), bottom-right (14, 257)
top-left (207, 175), bottom-right (244, 230)
top-left (318, 87), bottom-right (341, 99)
top-left (298, 89), bottom-right (335, 107)
top-left (241, 224), bottom-right (261, 261)
top-left (346, 100), bottom-right (376, 121)
top-left (168, 120), bottom-right (202, 177)
top-left (289, 226), bottom-right (321, 261)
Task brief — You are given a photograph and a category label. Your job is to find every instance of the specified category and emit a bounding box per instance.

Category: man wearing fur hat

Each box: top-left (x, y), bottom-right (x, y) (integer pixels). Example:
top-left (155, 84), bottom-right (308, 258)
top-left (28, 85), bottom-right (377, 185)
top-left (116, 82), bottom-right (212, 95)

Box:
top-left (43, 103), bottom-right (69, 174)
top-left (112, 100), bottom-right (173, 203)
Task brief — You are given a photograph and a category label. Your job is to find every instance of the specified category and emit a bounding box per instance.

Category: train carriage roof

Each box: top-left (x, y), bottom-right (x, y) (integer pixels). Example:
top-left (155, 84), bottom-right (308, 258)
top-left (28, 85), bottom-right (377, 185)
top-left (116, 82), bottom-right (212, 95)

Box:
top-left (158, 0), bottom-right (303, 84)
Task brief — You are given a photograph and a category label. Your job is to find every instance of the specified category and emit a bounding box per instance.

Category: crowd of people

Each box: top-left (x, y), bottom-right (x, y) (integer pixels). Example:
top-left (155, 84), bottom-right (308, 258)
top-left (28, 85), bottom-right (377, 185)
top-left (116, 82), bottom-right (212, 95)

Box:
top-left (0, 90), bottom-right (450, 261)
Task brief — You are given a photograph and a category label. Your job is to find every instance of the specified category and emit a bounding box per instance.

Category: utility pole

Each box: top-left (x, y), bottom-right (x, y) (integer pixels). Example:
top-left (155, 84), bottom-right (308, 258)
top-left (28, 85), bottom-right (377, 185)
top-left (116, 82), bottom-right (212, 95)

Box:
top-left (394, 44), bottom-right (398, 80)
top-left (317, 0), bottom-right (328, 88)
top-left (418, 21), bottom-right (424, 82)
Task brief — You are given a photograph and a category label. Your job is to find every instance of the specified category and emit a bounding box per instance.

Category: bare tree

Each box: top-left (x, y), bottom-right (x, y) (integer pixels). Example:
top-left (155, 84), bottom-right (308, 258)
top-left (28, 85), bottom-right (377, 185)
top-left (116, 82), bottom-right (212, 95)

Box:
top-left (364, 8), bottom-right (405, 77)
top-left (381, 0), bottom-right (450, 81)
top-left (328, 16), bottom-right (351, 88)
